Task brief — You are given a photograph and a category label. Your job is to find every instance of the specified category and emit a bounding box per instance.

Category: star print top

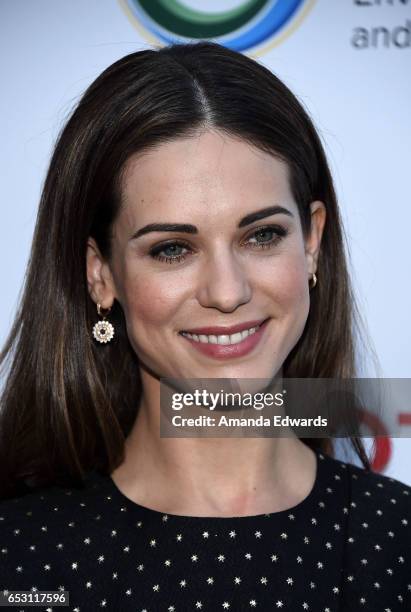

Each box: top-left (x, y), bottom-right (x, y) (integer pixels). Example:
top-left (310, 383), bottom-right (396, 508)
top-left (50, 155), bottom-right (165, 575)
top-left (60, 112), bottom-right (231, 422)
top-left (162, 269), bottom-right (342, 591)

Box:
top-left (0, 447), bottom-right (410, 612)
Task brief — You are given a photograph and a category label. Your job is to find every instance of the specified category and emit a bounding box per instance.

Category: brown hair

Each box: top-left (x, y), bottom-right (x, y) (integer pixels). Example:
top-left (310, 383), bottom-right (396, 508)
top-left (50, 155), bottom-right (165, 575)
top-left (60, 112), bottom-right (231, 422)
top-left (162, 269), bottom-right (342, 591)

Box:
top-left (0, 42), bottom-right (376, 500)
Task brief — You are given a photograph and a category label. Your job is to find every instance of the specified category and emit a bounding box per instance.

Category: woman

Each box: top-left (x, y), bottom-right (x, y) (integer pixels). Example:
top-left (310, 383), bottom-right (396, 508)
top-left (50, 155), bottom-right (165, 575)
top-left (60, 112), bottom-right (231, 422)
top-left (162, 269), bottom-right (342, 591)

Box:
top-left (0, 42), bottom-right (409, 611)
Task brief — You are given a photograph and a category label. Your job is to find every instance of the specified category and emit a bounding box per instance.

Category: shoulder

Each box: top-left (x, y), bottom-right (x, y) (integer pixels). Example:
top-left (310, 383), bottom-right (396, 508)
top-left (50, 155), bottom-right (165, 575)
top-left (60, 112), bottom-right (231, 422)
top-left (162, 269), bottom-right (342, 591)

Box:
top-left (0, 471), bottom-right (107, 527)
top-left (0, 471), bottom-right (111, 587)
top-left (348, 460), bottom-right (411, 553)
top-left (321, 452), bottom-right (411, 600)
top-left (321, 450), bottom-right (411, 512)
top-left (346, 458), bottom-right (411, 518)
top-left (325, 453), bottom-right (411, 558)
top-left (318, 451), bottom-right (411, 537)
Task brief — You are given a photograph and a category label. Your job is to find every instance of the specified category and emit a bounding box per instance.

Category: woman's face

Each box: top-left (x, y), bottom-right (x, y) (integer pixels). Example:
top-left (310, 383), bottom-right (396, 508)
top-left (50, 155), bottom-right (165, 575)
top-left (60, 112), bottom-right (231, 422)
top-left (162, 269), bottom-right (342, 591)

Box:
top-left (88, 130), bottom-right (325, 380)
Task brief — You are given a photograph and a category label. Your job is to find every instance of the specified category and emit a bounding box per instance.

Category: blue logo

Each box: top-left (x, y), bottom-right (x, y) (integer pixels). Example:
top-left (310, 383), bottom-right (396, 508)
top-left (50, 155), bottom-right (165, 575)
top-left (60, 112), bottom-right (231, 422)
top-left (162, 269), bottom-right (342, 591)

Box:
top-left (122, 0), bottom-right (310, 52)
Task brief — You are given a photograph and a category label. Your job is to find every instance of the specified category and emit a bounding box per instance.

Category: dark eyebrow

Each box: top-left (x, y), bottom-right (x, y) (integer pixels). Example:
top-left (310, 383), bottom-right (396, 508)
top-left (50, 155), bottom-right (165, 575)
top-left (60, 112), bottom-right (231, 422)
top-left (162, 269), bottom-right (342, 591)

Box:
top-left (130, 205), bottom-right (293, 240)
top-left (237, 205), bottom-right (293, 228)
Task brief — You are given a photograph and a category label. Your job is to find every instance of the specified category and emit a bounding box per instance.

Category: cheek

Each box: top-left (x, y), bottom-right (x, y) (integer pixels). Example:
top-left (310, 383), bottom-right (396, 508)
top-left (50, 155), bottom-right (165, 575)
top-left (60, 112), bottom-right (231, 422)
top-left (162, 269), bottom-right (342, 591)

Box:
top-left (118, 266), bottom-right (186, 332)
top-left (259, 248), bottom-right (309, 309)
top-left (281, 263), bottom-right (309, 307)
top-left (260, 250), bottom-right (311, 360)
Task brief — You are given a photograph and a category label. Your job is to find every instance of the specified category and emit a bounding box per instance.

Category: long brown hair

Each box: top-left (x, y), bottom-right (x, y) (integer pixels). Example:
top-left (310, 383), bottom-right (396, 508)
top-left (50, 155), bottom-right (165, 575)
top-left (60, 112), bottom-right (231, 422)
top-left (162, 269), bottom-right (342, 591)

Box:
top-left (0, 42), bottom-right (376, 500)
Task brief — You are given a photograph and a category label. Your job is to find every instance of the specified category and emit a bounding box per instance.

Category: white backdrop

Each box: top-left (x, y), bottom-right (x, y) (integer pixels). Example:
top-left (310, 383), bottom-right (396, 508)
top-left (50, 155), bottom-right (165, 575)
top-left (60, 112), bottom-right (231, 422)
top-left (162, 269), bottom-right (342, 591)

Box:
top-left (1, 1), bottom-right (410, 482)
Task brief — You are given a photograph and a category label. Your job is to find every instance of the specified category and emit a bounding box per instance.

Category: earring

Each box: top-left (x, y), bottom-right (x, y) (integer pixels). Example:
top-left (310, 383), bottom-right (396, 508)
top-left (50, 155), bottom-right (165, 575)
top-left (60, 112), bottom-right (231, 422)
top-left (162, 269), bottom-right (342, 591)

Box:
top-left (309, 272), bottom-right (317, 290)
top-left (92, 303), bottom-right (115, 344)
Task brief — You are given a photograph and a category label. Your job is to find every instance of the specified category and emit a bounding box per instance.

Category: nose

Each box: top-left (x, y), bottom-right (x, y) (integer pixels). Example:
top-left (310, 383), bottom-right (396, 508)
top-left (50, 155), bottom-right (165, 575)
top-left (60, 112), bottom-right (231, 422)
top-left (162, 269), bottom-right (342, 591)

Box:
top-left (196, 247), bottom-right (252, 312)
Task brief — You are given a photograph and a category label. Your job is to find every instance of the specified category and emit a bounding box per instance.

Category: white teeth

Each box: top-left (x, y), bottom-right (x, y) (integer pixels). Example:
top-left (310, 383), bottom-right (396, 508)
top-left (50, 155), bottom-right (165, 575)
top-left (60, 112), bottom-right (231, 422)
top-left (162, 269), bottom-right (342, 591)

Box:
top-left (181, 325), bottom-right (259, 345)
top-left (229, 332), bottom-right (243, 344)
top-left (218, 335), bottom-right (230, 345)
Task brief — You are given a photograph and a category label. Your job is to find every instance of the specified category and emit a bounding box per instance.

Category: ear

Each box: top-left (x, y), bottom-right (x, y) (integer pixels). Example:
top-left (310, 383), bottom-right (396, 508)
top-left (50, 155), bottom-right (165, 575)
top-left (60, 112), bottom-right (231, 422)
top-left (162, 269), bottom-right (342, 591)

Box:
top-left (304, 201), bottom-right (326, 276)
top-left (86, 237), bottom-right (117, 309)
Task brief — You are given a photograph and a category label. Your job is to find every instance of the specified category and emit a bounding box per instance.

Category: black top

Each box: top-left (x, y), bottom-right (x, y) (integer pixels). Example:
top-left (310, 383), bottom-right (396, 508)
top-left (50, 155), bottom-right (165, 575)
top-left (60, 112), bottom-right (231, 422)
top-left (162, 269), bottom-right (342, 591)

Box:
top-left (0, 448), bottom-right (410, 612)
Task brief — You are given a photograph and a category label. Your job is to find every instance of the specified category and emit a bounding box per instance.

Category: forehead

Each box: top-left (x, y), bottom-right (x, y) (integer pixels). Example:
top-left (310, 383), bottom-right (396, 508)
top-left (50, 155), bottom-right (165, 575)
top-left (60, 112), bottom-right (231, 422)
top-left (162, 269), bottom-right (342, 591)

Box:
top-left (118, 130), bottom-right (294, 227)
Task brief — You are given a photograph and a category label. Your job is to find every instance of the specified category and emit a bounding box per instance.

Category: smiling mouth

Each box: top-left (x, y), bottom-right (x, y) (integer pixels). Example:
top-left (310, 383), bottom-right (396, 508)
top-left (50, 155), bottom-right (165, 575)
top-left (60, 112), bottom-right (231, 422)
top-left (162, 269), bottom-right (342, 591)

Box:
top-left (179, 319), bottom-right (269, 346)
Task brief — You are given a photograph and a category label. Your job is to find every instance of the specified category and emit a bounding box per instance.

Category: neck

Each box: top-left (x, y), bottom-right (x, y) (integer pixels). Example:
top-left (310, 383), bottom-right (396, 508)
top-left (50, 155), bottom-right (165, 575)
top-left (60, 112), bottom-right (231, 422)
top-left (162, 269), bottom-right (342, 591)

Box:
top-left (111, 375), bottom-right (317, 516)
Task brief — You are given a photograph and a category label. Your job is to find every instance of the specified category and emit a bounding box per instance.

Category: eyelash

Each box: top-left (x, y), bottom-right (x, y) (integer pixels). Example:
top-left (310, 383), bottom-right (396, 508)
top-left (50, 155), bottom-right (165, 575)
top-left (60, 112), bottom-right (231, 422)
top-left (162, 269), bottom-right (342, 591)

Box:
top-left (148, 225), bottom-right (289, 264)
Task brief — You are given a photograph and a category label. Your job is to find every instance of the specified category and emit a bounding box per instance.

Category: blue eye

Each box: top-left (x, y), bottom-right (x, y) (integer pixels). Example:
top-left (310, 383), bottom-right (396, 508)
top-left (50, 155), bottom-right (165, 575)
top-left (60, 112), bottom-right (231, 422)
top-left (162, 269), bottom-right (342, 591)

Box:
top-left (149, 241), bottom-right (189, 264)
top-left (149, 224), bottom-right (289, 264)
top-left (245, 225), bottom-right (288, 249)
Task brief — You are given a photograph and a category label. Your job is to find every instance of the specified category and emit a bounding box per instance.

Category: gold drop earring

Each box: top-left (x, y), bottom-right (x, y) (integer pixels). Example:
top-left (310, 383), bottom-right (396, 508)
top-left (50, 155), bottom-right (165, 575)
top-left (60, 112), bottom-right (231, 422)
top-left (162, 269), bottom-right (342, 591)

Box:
top-left (309, 272), bottom-right (317, 290)
top-left (92, 303), bottom-right (115, 344)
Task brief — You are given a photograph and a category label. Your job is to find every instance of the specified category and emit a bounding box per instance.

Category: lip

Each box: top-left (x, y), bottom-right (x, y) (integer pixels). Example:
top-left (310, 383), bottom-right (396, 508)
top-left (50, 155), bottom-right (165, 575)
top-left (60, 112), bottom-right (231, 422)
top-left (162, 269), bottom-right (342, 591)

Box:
top-left (179, 318), bottom-right (271, 360)
top-left (181, 318), bottom-right (268, 336)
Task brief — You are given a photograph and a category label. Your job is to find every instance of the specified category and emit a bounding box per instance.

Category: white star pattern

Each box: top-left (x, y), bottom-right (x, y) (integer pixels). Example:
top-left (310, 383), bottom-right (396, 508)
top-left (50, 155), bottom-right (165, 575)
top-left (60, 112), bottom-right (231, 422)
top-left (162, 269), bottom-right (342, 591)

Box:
top-left (0, 448), bottom-right (409, 610)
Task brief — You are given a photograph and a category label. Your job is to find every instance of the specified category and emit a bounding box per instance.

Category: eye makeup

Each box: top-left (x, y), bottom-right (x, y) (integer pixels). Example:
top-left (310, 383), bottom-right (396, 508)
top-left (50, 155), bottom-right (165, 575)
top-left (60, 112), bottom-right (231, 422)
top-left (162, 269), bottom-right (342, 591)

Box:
top-left (148, 224), bottom-right (289, 265)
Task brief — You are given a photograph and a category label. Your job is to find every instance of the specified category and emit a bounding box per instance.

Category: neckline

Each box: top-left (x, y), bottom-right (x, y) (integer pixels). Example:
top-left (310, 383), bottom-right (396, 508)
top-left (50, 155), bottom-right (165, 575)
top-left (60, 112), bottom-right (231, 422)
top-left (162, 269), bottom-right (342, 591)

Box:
top-left (96, 447), bottom-right (325, 523)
